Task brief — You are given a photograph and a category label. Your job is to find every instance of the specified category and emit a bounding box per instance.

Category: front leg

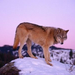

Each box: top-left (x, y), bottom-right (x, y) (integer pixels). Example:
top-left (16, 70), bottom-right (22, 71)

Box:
top-left (42, 45), bottom-right (53, 66)
top-left (48, 51), bottom-right (52, 62)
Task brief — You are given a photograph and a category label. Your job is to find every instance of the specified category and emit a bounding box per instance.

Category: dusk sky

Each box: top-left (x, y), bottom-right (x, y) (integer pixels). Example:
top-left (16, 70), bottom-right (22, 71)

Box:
top-left (0, 0), bottom-right (75, 49)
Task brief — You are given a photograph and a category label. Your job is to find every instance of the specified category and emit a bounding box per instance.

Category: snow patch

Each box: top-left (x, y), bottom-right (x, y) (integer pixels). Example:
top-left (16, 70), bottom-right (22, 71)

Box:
top-left (12, 57), bottom-right (74, 75)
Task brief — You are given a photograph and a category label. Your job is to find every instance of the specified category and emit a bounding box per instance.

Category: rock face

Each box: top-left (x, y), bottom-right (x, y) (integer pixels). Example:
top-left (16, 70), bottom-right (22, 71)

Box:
top-left (0, 52), bottom-right (17, 68)
top-left (0, 62), bottom-right (20, 75)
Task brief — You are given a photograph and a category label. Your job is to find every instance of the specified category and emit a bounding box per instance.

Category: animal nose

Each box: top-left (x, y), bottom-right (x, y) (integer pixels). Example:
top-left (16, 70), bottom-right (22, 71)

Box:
top-left (61, 42), bottom-right (63, 45)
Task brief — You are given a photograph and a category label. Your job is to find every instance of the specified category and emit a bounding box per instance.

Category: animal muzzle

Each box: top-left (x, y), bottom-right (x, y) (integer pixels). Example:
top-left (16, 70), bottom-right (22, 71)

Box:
top-left (61, 42), bottom-right (63, 45)
top-left (60, 39), bottom-right (64, 45)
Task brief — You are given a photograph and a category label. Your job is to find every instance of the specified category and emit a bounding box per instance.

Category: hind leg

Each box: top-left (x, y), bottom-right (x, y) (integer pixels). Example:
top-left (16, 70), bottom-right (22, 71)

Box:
top-left (18, 37), bottom-right (28, 58)
top-left (17, 28), bottom-right (29, 58)
top-left (26, 39), bottom-right (37, 59)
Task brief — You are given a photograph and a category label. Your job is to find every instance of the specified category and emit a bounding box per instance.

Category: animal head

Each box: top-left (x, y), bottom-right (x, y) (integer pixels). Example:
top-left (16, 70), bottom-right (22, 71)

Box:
top-left (55, 28), bottom-right (69, 45)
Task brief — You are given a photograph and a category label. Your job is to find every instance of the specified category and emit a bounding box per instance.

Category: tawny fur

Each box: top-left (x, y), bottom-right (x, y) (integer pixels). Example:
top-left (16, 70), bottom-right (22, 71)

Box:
top-left (13, 22), bottom-right (69, 66)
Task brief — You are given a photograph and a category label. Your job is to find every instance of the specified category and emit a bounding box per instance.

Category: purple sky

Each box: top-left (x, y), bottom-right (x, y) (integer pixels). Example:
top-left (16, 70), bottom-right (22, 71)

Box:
top-left (0, 0), bottom-right (75, 49)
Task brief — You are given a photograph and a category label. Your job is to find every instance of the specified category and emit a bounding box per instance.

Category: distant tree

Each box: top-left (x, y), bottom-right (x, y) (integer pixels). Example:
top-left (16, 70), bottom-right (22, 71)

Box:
top-left (69, 49), bottom-right (73, 59)
top-left (73, 60), bottom-right (75, 65)
top-left (0, 52), bottom-right (4, 61)
top-left (51, 53), bottom-right (53, 57)
top-left (0, 61), bottom-right (5, 68)
top-left (60, 57), bottom-right (64, 63)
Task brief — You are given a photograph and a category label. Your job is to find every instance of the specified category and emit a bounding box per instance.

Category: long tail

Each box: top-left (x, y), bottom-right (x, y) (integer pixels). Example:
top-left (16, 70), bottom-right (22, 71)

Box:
top-left (13, 33), bottom-right (19, 50)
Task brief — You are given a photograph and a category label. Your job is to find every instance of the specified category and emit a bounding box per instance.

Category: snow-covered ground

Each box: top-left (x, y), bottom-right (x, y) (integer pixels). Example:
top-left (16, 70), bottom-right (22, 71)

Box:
top-left (12, 57), bottom-right (75, 75)
top-left (50, 49), bottom-right (75, 65)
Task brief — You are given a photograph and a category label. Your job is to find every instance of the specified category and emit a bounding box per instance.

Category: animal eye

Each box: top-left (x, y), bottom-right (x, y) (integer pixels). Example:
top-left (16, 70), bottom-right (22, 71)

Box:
top-left (57, 35), bottom-right (61, 37)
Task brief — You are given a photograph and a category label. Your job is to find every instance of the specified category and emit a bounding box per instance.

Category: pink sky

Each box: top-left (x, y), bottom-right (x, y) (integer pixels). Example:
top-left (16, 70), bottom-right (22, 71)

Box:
top-left (0, 0), bottom-right (75, 49)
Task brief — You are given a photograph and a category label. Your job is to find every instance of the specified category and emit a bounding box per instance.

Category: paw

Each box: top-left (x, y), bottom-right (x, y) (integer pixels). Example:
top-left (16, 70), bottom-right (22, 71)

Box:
top-left (47, 62), bottom-right (53, 66)
top-left (35, 57), bottom-right (38, 59)
top-left (19, 55), bottom-right (24, 58)
top-left (46, 61), bottom-right (53, 66)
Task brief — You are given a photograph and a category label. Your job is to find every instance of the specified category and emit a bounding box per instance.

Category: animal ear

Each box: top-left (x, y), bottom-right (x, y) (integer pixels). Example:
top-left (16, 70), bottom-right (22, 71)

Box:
top-left (65, 30), bottom-right (69, 33)
top-left (57, 28), bottom-right (61, 33)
